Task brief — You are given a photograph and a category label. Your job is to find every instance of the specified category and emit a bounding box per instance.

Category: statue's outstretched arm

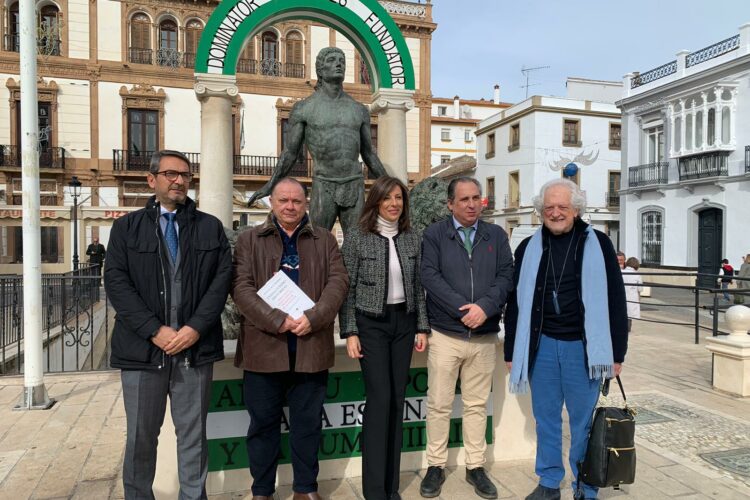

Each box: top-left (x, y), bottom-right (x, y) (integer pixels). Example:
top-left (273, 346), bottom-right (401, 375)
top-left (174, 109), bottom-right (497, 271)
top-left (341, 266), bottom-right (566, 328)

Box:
top-left (360, 110), bottom-right (387, 179)
top-left (248, 106), bottom-right (306, 206)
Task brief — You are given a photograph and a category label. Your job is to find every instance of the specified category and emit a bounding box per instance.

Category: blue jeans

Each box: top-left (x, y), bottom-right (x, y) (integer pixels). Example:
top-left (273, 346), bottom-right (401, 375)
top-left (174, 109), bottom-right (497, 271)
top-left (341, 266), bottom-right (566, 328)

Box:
top-left (530, 335), bottom-right (601, 498)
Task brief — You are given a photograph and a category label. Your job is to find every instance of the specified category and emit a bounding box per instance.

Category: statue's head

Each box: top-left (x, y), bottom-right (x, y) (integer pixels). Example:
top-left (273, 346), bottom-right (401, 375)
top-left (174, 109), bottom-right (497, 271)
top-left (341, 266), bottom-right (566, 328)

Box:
top-left (315, 47), bottom-right (346, 89)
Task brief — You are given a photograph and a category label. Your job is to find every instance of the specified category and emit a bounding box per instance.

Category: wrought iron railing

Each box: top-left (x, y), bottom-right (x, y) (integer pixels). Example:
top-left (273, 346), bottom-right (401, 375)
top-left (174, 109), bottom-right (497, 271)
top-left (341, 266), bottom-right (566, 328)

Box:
top-left (128, 47), bottom-right (153, 65)
top-left (2, 34), bottom-right (60, 55)
top-left (183, 52), bottom-right (196, 69)
top-left (259, 58), bottom-right (282, 76)
top-left (112, 150), bottom-right (200, 173)
top-left (156, 48), bottom-right (182, 67)
top-left (0, 267), bottom-right (110, 375)
top-left (359, 60), bottom-right (371, 85)
top-left (631, 61), bottom-right (677, 89)
top-left (3, 34), bottom-right (19, 52)
top-left (745, 145), bottom-right (749, 173)
top-left (0, 145), bottom-right (65, 168)
top-left (628, 161), bottom-right (669, 187)
top-left (284, 62), bottom-right (305, 79)
top-left (606, 191), bottom-right (620, 208)
top-left (686, 34), bottom-right (741, 67)
top-left (233, 155), bottom-right (312, 177)
top-left (237, 58), bottom-right (257, 74)
top-left (678, 151), bottom-right (729, 180)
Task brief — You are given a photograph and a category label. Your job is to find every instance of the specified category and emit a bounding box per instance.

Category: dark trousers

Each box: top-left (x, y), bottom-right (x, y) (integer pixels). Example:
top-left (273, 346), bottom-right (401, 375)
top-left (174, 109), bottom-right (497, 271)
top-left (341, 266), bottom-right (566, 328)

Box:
top-left (356, 304), bottom-right (416, 500)
top-left (121, 356), bottom-right (213, 500)
top-left (243, 366), bottom-right (328, 496)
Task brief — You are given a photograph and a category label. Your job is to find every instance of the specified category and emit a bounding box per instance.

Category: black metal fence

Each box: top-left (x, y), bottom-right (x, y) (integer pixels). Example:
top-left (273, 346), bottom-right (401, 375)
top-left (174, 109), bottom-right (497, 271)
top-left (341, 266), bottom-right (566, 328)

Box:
top-left (625, 272), bottom-right (750, 345)
top-left (0, 266), bottom-right (113, 375)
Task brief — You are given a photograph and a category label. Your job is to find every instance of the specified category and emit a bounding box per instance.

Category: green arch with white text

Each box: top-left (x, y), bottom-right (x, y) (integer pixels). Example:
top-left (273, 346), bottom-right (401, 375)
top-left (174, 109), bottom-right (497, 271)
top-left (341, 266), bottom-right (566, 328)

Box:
top-left (195, 0), bottom-right (415, 91)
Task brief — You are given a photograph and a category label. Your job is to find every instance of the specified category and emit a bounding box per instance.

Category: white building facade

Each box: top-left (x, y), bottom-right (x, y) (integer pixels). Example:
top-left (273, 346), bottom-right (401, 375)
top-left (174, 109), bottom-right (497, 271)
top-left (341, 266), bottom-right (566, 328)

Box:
top-left (617, 23), bottom-right (750, 280)
top-left (430, 86), bottom-right (509, 170)
top-left (474, 78), bottom-right (622, 244)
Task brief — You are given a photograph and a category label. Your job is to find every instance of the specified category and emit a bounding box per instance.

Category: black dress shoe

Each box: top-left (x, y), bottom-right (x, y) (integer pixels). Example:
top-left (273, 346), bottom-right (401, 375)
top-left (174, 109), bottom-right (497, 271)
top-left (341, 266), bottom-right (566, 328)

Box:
top-left (419, 466), bottom-right (445, 498)
top-left (525, 484), bottom-right (561, 500)
top-left (466, 467), bottom-right (498, 499)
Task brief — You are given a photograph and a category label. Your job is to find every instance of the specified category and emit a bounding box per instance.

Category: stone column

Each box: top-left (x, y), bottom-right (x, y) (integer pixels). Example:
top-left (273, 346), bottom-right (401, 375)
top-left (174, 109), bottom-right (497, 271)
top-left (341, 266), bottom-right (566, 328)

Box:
top-left (668, 103), bottom-right (675, 157)
top-left (705, 305), bottom-right (750, 397)
top-left (195, 74), bottom-right (238, 228)
top-left (371, 88), bottom-right (415, 184)
top-left (713, 87), bottom-right (722, 146)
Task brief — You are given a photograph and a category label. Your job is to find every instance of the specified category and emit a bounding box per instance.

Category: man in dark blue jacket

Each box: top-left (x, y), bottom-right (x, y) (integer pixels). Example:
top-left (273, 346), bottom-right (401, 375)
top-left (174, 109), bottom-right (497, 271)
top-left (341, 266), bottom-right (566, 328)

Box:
top-left (105, 150), bottom-right (232, 500)
top-left (419, 177), bottom-right (514, 499)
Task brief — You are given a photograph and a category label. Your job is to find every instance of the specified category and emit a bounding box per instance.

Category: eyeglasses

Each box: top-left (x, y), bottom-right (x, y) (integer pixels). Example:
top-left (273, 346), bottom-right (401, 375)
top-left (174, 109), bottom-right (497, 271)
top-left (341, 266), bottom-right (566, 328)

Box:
top-left (155, 170), bottom-right (193, 182)
top-left (543, 205), bottom-right (572, 214)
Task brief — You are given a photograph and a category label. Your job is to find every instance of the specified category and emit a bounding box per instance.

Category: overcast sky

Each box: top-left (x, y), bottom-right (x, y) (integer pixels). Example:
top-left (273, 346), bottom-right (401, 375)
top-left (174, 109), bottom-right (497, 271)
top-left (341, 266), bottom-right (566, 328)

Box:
top-left (430, 0), bottom-right (749, 103)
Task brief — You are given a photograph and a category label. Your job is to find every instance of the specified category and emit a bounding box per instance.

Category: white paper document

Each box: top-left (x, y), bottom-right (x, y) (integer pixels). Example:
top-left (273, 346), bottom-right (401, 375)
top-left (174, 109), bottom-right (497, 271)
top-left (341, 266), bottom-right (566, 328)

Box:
top-left (257, 272), bottom-right (315, 320)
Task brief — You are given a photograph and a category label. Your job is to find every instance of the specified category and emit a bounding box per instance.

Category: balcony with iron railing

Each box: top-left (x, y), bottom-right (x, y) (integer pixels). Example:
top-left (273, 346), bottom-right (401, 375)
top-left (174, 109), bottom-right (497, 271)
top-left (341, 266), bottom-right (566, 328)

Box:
top-left (3, 34), bottom-right (61, 55)
top-left (112, 150), bottom-right (199, 173)
top-left (606, 191), bottom-right (620, 208)
top-left (678, 151), bottom-right (729, 181)
top-left (128, 47), bottom-right (153, 65)
top-left (0, 145), bottom-right (66, 169)
top-left (628, 162), bottom-right (669, 188)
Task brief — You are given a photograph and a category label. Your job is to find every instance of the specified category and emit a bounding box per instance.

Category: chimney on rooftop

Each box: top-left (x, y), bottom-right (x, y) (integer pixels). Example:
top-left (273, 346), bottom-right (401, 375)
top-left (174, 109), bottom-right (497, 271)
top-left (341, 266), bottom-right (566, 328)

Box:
top-left (453, 95), bottom-right (460, 119)
top-left (493, 84), bottom-right (500, 105)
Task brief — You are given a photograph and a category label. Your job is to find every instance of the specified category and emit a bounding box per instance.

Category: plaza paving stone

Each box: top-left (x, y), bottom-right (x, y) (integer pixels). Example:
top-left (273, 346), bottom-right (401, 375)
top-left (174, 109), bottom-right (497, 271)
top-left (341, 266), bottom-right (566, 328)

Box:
top-left (1, 308), bottom-right (750, 499)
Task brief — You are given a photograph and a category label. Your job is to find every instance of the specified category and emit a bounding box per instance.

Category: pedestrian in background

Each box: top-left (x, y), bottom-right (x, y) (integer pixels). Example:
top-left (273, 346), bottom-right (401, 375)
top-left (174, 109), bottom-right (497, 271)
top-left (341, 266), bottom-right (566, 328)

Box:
top-left (622, 257), bottom-right (643, 332)
top-left (339, 176), bottom-right (430, 500)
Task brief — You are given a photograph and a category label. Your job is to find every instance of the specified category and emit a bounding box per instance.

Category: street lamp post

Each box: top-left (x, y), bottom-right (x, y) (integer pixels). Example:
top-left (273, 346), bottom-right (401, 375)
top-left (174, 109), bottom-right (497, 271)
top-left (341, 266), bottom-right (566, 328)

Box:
top-left (67, 176), bottom-right (81, 271)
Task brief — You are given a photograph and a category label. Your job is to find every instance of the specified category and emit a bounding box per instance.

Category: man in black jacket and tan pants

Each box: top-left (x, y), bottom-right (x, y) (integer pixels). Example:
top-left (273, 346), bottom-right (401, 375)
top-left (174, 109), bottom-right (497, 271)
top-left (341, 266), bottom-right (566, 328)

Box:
top-left (105, 150), bottom-right (232, 500)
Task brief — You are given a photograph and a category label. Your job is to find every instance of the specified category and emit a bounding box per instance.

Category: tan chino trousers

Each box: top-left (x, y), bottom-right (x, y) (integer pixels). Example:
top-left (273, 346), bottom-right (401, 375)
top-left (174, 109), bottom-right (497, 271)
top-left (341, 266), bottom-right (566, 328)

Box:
top-left (425, 329), bottom-right (497, 468)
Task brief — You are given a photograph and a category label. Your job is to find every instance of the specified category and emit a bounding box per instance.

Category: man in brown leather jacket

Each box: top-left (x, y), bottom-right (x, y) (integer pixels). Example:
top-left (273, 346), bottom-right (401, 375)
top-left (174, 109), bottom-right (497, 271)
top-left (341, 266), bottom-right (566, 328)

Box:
top-left (232, 177), bottom-right (349, 500)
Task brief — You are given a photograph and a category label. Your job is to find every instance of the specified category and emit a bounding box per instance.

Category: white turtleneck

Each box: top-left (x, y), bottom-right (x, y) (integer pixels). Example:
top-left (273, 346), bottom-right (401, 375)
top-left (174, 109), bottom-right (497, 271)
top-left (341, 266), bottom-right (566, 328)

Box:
top-left (376, 215), bottom-right (406, 304)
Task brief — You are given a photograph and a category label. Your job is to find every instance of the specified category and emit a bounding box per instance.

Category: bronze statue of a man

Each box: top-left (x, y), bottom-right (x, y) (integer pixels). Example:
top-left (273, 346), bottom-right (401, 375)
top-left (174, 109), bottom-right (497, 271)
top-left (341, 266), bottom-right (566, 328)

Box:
top-left (247, 47), bottom-right (387, 235)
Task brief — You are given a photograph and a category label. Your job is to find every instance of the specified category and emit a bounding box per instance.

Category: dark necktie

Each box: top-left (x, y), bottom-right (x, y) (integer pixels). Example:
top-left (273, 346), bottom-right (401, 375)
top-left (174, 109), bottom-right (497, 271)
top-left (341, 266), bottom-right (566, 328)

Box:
top-left (460, 226), bottom-right (474, 255)
top-left (163, 213), bottom-right (178, 262)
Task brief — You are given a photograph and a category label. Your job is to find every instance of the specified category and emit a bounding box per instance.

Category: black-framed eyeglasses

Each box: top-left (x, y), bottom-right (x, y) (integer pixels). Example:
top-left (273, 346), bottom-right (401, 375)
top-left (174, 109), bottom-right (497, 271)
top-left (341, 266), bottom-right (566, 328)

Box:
top-left (155, 170), bottom-right (193, 182)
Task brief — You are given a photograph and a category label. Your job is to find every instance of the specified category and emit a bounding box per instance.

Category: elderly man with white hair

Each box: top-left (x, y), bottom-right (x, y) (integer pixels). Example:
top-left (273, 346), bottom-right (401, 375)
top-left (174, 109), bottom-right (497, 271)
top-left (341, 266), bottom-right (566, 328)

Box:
top-left (504, 179), bottom-right (628, 500)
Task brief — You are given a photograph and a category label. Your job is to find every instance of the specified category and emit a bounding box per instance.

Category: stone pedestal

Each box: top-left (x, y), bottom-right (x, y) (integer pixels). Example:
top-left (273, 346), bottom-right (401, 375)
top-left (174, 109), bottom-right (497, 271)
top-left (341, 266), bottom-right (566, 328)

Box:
top-left (371, 88), bottom-right (415, 184)
top-left (705, 305), bottom-right (750, 396)
top-left (154, 336), bottom-right (535, 497)
top-left (195, 74), bottom-right (238, 228)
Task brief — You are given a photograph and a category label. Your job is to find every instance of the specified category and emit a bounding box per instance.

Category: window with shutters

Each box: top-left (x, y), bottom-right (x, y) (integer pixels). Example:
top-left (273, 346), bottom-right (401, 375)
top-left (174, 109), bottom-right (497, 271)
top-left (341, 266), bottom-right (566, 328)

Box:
top-left (285, 31), bottom-right (304, 78)
top-left (184, 19), bottom-right (203, 69)
top-left (563, 118), bottom-right (581, 146)
top-left (157, 19), bottom-right (178, 67)
top-left (129, 13), bottom-right (151, 64)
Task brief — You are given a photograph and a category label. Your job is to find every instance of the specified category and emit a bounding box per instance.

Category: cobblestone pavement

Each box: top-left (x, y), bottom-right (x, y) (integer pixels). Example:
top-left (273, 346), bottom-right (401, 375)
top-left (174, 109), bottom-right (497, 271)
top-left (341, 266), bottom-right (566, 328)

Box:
top-left (1, 307), bottom-right (750, 499)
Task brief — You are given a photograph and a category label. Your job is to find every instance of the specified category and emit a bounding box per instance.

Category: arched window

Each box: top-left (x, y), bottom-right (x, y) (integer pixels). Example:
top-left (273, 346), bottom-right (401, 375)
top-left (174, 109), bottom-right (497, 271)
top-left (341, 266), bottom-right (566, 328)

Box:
top-left (260, 31), bottom-right (280, 76)
top-left (184, 19), bottom-right (203, 68)
top-left (7, 2), bottom-right (20, 51)
top-left (129, 13), bottom-right (151, 64)
top-left (238, 36), bottom-right (256, 74)
top-left (157, 19), bottom-right (179, 67)
top-left (641, 210), bottom-right (663, 265)
top-left (707, 108), bottom-right (715, 145)
top-left (284, 31), bottom-right (303, 78)
top-left (38, 4), bottom-right (60, 56)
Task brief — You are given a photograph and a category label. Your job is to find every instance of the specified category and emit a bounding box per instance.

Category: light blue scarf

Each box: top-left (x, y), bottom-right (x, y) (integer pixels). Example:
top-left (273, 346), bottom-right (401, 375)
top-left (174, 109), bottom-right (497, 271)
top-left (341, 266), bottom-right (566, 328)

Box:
top-left (509, 224), bottom-right (614, 394)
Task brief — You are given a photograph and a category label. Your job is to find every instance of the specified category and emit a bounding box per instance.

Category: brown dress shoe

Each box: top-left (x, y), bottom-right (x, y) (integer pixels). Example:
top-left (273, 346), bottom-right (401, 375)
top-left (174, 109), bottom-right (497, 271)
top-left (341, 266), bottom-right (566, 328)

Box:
top-left (293, 493), bottom-right (322, 500)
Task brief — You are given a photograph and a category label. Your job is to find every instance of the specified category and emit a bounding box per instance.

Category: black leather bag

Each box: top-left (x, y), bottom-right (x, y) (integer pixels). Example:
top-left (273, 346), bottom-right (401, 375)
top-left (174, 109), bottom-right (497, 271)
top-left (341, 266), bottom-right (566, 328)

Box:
top-left (579, 376), bottom-right (636, 490)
